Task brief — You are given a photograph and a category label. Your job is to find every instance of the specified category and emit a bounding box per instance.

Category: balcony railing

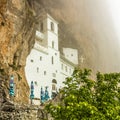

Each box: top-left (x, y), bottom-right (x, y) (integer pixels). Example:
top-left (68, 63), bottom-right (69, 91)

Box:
top-left (34, 42), bottom-right (48, 54)
top-left (36, 30), bottom-right (44, 40)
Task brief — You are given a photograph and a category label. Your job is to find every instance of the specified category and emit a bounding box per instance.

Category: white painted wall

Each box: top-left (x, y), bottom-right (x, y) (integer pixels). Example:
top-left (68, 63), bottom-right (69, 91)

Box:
top-left (63, 48), bottom-right (78, 65)
top-left (25, 14), bottom-right (78, 104)
top-left (60, 59), bottom-right (74, 85)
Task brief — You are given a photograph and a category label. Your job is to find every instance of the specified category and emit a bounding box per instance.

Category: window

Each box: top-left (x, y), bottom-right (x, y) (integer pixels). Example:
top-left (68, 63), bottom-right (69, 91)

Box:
top-left (71, 54), bottom-right (73, 56)
top-left (37, 67), bottom-right (39, 73)
top-left (61, 64), bottom-right (63, 70)
top-left (44, 71), bottom-right (46, 75)
top-left (52, 79), bottom-right (57, 84)
top-left (34, 81), bottom-right (38, 86)
top-left (31, 59), bottom-right (34, 62)
top-left (65, 66), bottom-right (68, 72)
top-left (52, 73), bottom-right (56, 77)
top-left (52, 41), bottom-right (54, 48)
top-left (52, 56), bottom-right (54, 64)
top-left (40, 22), bottom-right (43, 32)
top-left (52, 84), bottom-right (56, 91)
top-left (51, 22), bottom-right (54, 31)
top-left (40, 56), bottom-right (42, 61)
top-left (52, 79), bottom-right (57, 91)
top-left (52, 79), bottom-right (57, 99)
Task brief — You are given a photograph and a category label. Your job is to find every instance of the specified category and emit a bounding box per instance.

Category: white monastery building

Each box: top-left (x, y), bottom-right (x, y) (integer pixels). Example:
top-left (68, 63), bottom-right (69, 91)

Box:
top-left (25, 14), bottom-right (78, 103)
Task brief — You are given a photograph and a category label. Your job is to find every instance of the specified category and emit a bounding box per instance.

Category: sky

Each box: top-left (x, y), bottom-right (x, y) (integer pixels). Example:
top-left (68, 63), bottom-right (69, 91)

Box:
top-left (108, 0), bottom-right (120, 44)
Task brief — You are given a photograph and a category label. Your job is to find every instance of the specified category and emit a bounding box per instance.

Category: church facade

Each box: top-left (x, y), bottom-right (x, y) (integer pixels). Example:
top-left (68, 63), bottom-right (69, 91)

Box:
top-left (25, 14), bottom-right (78, 104)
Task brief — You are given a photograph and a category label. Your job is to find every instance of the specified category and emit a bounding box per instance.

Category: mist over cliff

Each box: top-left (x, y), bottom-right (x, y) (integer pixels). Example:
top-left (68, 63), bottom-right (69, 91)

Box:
top-left (36, 0), bottom-right (120, 73)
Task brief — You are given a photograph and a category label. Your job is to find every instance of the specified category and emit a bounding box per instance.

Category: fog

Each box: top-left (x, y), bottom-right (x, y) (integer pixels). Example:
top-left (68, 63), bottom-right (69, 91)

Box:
top-left (108, 0), bottom-right (120, 44)
top-left (37, 0), bottom-right (120, 73)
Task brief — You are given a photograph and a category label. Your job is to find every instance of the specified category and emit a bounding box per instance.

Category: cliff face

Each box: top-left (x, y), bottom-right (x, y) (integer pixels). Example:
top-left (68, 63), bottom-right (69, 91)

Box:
top-left (0, 0), bottom-right (36, 103)
top-left (0, 103), bottom-right (49, 120)
top-left (1, 0), bottom-right (120, 104)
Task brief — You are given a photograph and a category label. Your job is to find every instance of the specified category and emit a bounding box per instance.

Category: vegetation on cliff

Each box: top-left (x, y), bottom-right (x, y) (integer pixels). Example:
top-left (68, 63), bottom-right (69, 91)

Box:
top-left (46, 68), bottom-right (120, 120)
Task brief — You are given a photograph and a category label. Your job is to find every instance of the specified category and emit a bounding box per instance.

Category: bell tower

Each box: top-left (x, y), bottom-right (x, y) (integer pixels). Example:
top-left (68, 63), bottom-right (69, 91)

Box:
top-left (36, 14), bottom-right (59, 50)
top-left (45, 14), bottom-right (58, 50)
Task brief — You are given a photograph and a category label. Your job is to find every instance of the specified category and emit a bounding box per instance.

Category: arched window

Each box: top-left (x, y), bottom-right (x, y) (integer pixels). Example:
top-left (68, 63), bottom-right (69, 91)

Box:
top-left (52, 84), bottom-right (56, 91)
top-left (51, 22), bottom-right (54, 31)
top-left (52, 79), bottom-right (57, 84)
top-left (52, 79), bottom-right (57, 91)
top-left (52, 79), bottom-right (57, 99)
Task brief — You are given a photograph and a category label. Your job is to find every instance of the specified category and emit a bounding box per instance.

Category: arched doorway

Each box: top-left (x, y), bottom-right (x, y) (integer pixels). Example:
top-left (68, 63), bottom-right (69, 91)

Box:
top-left (51, 79), bottom-right (57, 99)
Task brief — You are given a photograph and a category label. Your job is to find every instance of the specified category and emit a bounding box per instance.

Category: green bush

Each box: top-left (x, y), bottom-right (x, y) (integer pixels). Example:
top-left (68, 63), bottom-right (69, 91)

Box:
top-left (46, 68), bottom-right (120, 120)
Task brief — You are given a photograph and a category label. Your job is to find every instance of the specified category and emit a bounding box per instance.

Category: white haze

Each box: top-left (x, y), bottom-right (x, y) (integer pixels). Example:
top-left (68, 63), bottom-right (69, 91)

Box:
top-left (108, 0), bottom-right (120, 44)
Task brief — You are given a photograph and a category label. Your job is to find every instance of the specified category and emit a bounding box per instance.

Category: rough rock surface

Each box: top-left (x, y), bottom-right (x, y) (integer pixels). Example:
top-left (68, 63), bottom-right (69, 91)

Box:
top-left (0, 0), bottom-right (36, 103)
top-left (0, 103), bottom-right (50, 120)
top-left (0, 79), bottom-right (51, 120)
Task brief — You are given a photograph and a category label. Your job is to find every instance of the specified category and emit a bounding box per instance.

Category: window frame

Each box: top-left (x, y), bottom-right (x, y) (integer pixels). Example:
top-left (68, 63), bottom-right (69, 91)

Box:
top-left (51, 22), bottom-right (54, 31)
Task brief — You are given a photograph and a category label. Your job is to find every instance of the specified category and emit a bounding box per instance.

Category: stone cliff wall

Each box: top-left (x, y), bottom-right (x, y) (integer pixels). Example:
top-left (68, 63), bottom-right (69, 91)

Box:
top-left (0, 103), bottom-right (50, 120)
top-left (0, 0), bottom-right (37, 103)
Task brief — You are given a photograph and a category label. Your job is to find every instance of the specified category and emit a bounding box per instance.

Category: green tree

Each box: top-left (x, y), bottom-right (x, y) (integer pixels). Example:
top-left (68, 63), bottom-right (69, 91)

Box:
top-left (46, 68), bottom-right (120, 120)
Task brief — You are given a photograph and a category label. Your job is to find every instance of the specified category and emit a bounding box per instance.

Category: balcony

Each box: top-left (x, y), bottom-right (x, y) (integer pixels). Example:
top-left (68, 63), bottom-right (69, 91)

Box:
top-left (36, 30), bottom-right (44, 40)
top-left (34, 42), bottom-right (48, 54)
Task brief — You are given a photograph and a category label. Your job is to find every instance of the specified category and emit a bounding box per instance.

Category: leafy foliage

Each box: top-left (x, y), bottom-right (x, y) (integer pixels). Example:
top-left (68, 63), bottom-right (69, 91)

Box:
top-left (46, 68), bottom-right (120, 120)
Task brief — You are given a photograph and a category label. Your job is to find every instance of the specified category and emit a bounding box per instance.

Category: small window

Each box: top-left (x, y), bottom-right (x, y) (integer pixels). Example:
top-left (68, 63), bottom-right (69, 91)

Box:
top-left (71, 54), bottom-right (73, 56)
top-left (31, 59), bottom-right (34, 62)
top-left (61, 64), bottom-right (63, 70)
top-left (52, 79), bottom-right (57, 84)
top-left (52, 41), bottom-right (54, 48)
top-left (40, 56), bottom-right (42, 61)
top-left (52, 79), bottom-right (57, 91)
top-left (52, 56), bottom-right (54, 64)
top-left (52, 73), bottom-right (56, 77)
top-left (51, 22), bottom-right (54, 31)
top-left (37, 67), bottom-right (39, 73)
top-left (34, 81), bottom-right (38, 86)
top-left (65, 66), bottom-right (68, 72)
top-left (44, 71), bottom-right (46, 75)
top-left (52, 84), bottom-right (56, 91)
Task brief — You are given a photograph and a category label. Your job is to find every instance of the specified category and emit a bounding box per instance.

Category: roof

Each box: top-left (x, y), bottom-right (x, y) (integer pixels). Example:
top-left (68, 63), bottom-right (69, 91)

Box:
top-left (36, 13), bottom-right (59, 24)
